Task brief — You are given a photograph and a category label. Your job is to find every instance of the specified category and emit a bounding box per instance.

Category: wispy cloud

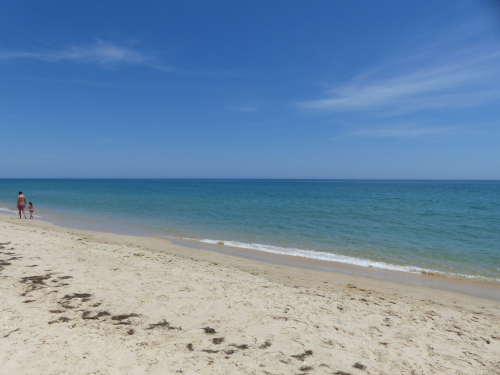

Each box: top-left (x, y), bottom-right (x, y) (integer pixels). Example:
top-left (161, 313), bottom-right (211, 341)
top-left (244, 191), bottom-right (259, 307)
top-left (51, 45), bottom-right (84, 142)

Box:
top-left (233, 105), bottom-right (259, 113)
top-left (346, 125), bottom-right (458, 138)
top-left (299, 19), bottom-right (500, 115)
top-left (0, 40), bottom-right (172, 70)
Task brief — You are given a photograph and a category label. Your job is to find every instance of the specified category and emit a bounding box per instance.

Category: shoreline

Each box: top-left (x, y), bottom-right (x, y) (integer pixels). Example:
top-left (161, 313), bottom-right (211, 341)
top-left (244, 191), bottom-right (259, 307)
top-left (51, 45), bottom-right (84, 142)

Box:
top-left (1, 213), bottom-right (499, 374)
top-left (1, 208), bottom-right (498, 301)
top-left (166, 236), bottom-right (500, 301)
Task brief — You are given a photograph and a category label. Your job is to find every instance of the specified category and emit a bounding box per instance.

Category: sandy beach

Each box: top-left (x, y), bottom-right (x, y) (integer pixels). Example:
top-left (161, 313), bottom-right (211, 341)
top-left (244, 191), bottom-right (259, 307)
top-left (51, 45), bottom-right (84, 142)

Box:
top-left (1, 213), bottom-right (499, 374)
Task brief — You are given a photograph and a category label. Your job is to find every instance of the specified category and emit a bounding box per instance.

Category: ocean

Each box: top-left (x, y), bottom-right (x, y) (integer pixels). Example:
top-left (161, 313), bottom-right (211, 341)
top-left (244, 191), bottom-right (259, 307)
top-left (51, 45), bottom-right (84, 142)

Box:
top-left (1, 179), bottom-right (499, 289)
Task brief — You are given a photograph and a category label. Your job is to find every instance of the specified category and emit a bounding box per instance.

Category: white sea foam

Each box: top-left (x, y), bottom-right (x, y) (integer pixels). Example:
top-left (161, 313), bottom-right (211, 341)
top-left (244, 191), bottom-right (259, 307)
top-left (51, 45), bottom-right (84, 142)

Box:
top-left (197, 238), bottom-right (431, 273)
top-left (171, 237), bottom-right (499, 283)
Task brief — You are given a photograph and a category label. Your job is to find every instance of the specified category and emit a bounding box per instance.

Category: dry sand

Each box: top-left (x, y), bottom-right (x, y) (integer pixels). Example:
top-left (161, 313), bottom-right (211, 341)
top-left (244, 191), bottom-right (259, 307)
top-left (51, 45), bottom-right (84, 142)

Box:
top-left (1, 213), bottom-right (499, 374)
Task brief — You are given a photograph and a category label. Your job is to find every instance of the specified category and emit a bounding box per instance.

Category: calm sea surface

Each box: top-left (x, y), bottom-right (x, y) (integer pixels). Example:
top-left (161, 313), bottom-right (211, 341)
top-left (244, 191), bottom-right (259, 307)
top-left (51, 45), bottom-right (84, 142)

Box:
top-left (1, 179), bottom-right (499, 285)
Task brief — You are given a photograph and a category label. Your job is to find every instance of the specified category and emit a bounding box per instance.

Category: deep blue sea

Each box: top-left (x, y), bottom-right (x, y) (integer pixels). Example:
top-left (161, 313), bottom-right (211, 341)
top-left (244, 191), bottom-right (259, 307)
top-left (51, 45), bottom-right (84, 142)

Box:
top-left (1, 179), bottom-right (499, 285)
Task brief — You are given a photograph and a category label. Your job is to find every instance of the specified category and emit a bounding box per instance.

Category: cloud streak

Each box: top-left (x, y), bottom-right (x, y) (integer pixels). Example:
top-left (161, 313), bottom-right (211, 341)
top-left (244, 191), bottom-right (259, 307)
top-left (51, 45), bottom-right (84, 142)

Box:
top-left (347, 125), bottom-right (458, 138)
top-left (299, 21), bottom-right (500, 115)
top-left (0, 40), bottom-right (172, 70)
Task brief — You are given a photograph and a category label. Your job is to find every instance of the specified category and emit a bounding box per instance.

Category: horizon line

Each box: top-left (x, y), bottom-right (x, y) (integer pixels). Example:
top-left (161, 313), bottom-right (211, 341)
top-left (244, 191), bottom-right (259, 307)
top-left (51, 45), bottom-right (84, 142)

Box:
top-left (1, 178), bottom-right (499, 182)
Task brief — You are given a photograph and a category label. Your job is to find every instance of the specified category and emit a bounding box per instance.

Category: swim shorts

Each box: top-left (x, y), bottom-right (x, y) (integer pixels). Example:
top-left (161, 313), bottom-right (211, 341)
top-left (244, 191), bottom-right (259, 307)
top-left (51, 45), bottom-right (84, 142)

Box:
top-left (18, 204), bottom-right (26, 210)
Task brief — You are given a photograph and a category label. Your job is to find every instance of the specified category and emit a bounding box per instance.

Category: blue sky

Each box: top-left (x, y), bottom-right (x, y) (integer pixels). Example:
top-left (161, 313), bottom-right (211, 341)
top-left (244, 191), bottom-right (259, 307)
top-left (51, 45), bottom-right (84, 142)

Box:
top-left (1, 1), bottom-right (500, 179)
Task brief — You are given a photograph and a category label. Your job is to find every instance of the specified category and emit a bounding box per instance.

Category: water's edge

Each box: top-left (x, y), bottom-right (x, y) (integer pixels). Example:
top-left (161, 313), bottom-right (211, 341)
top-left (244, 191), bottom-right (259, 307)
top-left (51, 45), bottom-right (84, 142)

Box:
top-left (2, 208), bottom-right (498, 301)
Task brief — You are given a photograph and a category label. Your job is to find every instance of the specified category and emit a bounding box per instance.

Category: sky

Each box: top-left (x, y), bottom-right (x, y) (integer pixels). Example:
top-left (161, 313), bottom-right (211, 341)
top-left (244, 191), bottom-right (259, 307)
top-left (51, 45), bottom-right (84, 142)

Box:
top-left (1, 0), bottom-right (500, 179)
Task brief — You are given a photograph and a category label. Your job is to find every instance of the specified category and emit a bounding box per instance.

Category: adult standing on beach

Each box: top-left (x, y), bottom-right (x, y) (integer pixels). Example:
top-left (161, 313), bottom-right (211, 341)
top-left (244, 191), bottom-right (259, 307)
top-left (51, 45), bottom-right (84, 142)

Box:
top-left (17, 192), bottom-right (27, 219)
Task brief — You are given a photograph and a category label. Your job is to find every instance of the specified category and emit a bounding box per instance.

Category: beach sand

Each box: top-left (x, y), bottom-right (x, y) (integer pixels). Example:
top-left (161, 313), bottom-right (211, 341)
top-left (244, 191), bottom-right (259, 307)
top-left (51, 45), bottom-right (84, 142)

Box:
top-left (1, 213), bottom-right (499, 374)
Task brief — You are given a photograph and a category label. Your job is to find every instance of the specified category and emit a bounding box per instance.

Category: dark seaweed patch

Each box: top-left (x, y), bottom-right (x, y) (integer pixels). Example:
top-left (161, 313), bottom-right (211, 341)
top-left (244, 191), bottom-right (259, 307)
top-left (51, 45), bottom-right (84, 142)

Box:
top-left (112, 313), bottom-right (139, 321)
top-left (20, 273), bottom-right (52, 295)
top-left (48, 317), bottom-right (70, 324)
top-left (203, 327), bottom-right (216, 334)
top-left (259, 340), bottom-right (272, 349)
top-left (212, 337), bottom-right (224, 345)
top-left (82, 311), bottom-right (95, 320)
top-left (22, 299), bottom-right (36, 303)
top-left (146, 319), bottom-right (181, 330)
top-left (82, 311), bottom-right (111, 320)
top-left (353, 362), bottom-right (366, 370)
top-left (201, 349), bottom-right (220, 354)
top-left (300, 366), bottom-right (313, 372)
top-left (21, 274), bottom-right (51, 284)
top-left (49, 310), bottom-right (65, 314)
top-left (62, 293), bottom-right (92, 301)
top-left (187, 343), bottom-right (194, 351)
top-left (291, 350), bottom-right (313, 361)
top-left (110, 313), bottom-right (140, 325)
top-left (127, 329), bottom-right (135, 335)
top-left (59, 293), bottom-right (93, 309)
top-left (230, 344), bottom-right (249, 350)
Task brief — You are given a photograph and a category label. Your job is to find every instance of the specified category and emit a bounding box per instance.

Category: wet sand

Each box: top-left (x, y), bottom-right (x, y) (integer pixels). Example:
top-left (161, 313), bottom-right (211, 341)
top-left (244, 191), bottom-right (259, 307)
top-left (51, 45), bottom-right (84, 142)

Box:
top-left (1, 213), bottom-right (499, 374)
top-left (165, 236), bottom-right (500, 301)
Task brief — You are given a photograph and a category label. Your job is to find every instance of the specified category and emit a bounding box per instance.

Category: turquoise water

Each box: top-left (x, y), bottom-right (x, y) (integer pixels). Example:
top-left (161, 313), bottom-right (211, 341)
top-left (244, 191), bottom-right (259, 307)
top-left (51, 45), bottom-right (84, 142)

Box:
top-left (1, 179), bottom-right (499, 283)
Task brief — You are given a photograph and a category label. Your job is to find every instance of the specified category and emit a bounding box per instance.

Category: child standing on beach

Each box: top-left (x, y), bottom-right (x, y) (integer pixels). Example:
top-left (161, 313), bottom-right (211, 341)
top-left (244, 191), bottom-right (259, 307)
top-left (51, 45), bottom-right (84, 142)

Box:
top-left (28, 202), bottom-right (35, 219)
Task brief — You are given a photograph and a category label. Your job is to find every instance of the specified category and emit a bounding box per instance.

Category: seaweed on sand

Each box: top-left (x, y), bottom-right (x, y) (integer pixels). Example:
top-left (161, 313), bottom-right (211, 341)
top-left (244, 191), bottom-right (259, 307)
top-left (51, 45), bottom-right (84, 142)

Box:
top-left (230, 344), bottom-right (249, 350)
top-left (82, 311), bottom-right (111, 320)
top-left (353, 362), bottom-right (366, 370)
top-left (62, 293), bottom-right (92, 301)
top-left (291, 350), bottom-right (313, 361)
top-left (20, 273), bottom-right (53, 295)
top-left (58, 293), bottom-right (93, 309)
top-left (146, 319), bottom-right (181, 330)
top-left (48, 317), bottom-right (71, 324)
top-left (109, 313), bottom-right (139, 325)
top-left (259, 340), bottom-right (272, 349)
top-left (203, 327), bottom-right (216, 334)
top-left (112, 313), bottom-right (139, 321)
